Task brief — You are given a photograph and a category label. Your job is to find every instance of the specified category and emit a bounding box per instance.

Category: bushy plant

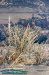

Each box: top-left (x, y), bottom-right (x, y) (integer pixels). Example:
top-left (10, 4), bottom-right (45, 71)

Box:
top-left (8, 25), bottom-right (45, 66)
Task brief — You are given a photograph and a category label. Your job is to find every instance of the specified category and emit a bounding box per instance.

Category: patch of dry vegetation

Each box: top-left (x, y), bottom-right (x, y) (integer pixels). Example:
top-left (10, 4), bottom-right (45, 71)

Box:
top-left (0, 25), bottom-right (48, 68)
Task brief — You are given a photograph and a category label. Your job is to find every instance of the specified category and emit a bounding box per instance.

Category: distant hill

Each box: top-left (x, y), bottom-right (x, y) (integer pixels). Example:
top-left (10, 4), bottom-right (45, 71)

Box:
top-left (1, 0), bottom-right (49, 6)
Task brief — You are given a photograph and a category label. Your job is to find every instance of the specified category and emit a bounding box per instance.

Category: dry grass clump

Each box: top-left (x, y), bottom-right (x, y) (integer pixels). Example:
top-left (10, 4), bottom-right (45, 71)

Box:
top-left (8, 25), bottom-right (42, 66)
